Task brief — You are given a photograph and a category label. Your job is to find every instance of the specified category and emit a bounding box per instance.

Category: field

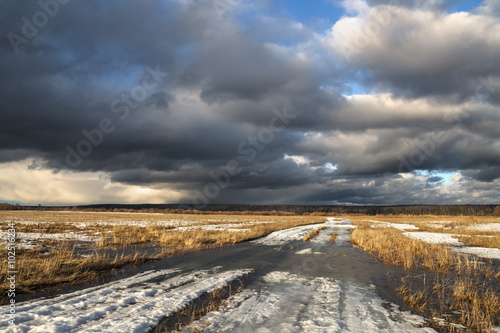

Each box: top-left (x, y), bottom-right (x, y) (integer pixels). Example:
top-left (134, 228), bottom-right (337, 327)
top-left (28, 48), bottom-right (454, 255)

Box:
top-left (349, 215), bottom-right (500, 332)
top-left (1, 212), bottom-right (499, 332)
top-left (0, 210), bottom-right (324, 294)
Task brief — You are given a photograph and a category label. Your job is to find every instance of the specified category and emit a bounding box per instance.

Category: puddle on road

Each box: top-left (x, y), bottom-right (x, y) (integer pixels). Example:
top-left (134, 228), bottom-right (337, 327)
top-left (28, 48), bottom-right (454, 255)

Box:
top-left (16, 219), bottom-right (428, 332)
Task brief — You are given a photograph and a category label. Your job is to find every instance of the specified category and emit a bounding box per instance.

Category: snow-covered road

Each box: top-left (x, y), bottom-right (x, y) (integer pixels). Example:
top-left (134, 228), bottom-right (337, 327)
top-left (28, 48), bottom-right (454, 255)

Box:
top-left (183, 218), bottom-right (435, 333)
top-left (2, 218), bottom-right (436, 332)
top-left (182, 271), bottom-right (434, 333)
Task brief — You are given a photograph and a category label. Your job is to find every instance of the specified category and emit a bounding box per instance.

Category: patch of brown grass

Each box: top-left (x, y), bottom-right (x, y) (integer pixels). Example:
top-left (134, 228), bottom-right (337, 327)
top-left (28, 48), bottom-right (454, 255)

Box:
top-left (329, 232), bottom-right (337, 243)
top-left (347, 214), bottom-right (500, 250)
top-left (350, 227), bottom-right (454, 272)
top-left (455, 234), bottom-right (500, 249)
top-left (303, 226), bottom-right (326, 242)
top-left (0, 244), bottom-right (167, 296)
top-left (349, 219), bottom-right (500, 332)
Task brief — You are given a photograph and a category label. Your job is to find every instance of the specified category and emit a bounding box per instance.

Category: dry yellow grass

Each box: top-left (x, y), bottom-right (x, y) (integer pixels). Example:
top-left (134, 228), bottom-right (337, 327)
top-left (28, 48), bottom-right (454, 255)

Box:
top-left (347, 214), bottom-right (500, 249)
top-left (303, 226), bottom-right (326, 242)
top-left (455, 234), bottom-right (500, 249)
top-left (350, 226), bottom-right (455, 272)
top-left (97, 217), bottom-right (325, 249)
top-left (329, 232), bottom-right (337, 243)
top-left (1, 211), bottom-right (325, 295)
top-left (349, 217), bottom-right (500, 332)
top-left (0, 244), bottom-right (165, 295)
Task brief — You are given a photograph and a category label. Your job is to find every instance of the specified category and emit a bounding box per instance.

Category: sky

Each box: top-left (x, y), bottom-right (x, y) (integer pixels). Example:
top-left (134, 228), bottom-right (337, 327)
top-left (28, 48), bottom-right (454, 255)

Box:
top-left (1, 0), bottom-right (500, 206)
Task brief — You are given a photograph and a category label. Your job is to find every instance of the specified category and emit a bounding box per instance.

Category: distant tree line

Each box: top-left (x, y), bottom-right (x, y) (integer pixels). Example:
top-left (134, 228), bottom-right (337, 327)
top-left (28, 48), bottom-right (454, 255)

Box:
top-left (0, 203), bottom-right (21, 210)
top-left (1, 202), bottom-right (499, 216)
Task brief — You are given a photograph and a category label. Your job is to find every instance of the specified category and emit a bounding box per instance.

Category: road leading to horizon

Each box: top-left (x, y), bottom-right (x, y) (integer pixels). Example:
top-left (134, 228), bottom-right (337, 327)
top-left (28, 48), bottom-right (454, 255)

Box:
top-left (1, 218), bottom-right (436, 333)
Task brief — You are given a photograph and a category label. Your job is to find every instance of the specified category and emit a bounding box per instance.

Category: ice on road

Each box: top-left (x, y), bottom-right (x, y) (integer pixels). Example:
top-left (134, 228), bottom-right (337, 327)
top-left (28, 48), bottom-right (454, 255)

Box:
top-left (185, 218), bottom-right (435, 333)
top-left (183, 271), bottom-right (435, 333)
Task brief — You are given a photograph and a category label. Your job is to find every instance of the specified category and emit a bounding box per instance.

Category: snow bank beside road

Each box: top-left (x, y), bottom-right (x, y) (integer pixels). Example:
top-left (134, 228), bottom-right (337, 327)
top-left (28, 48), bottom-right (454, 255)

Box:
top-left (1, 267), bottom-right (252, 333)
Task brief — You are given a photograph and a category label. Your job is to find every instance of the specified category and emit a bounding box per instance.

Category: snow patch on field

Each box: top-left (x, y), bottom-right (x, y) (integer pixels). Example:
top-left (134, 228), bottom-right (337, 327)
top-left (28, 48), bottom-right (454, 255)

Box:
top-left (370, 221), bottom-right (420, 231)
top-left (0, 231), bottom-right (101, 242)
top-left (1, 267), bottom-right (252, 333)
top-left (466, 223), bottom-right (500, 232)
top-left (402, 231), bottom-right (500, 260)
top-left (175, 224), bottom-right (251, 232)
top-left (402, 232), bottom-right (463, 245)
top-left (0, 231), bottom-right (102, 249)
top-left (457, 246), bottom-right (500, 260)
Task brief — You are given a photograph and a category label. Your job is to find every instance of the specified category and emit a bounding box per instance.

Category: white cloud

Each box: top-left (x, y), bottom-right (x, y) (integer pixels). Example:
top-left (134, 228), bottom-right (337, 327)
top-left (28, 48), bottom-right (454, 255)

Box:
top-left (284, 154), bottom-right (310, 166)
top-left (0, 159), bottom-right (185, 205)
top-left (327, 2), bottom-right (500, 75)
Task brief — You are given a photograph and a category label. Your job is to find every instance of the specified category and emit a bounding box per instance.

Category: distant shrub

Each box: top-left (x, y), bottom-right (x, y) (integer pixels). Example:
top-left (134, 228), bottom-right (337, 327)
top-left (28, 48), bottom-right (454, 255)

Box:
top-left (494, 206), bottom-right (500, 217)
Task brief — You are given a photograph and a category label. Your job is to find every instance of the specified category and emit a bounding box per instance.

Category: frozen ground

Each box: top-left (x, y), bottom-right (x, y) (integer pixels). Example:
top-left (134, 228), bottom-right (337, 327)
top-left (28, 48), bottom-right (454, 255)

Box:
top-left (467, 223), bottom-right (500, 232)
top-left (1, 267), bottom-right (252, 333)
top-left (183, 218), bottom-right (435, 332)
top-left (182, 271), bottom-right (435, 333)
top-left (369, 220), bottom-right (500, 260)
top-left (0, 216), bottom-right (276, 249)
top-left (0, 230), bottom-right (103, 250)
top-left (368, 220), bottom-right (419, 231)
top-left (3, 217), bottom-right (498, 332)
top-left (402, 230), bottom-right (500, 260)
top-left (402, 231), bottom-right (462, 245)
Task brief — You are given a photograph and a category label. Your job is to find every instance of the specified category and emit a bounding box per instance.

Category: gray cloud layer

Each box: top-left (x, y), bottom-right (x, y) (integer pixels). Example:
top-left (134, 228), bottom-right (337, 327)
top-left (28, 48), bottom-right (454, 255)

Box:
top-left (1, 0), bottom-right (500, 205)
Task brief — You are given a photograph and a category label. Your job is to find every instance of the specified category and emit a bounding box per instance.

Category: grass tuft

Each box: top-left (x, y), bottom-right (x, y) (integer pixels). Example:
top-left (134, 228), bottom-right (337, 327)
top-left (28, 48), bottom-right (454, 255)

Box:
top-left (303, 226), bottom-right (326, 242)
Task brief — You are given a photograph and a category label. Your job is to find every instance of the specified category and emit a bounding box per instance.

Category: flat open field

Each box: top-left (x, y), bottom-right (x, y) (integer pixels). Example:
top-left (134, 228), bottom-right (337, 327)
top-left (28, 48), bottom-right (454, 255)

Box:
top-left (0, 210), bottom-right (325, 294)
top-left (1, 212), bottom-right (499, 332)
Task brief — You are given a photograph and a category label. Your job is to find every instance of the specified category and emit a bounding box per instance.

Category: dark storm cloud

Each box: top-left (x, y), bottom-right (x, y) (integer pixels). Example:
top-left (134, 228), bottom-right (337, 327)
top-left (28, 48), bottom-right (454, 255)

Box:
top-left (1, 0), bottom-right (500, 205)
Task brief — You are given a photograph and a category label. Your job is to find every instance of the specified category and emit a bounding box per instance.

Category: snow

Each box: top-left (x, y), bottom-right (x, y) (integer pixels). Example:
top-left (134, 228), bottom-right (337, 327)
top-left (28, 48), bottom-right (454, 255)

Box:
top-left (0, 231), bottom-right (103, 250)
top-left (402, 231), bottom-right (500, 260)
top-left (296, 248), bottom-right (324, 255)
top-left (253, 218), bottom-right (354, 246)
top-left (9, 216), bottom-right (276, 229)
top-left (174, 224), bottom-right (251, 232)
top-left (1, 216), bottom-right (278, 249)
top-left (4, 217), bottom-right (498, 332)
top-left (466, 223), bottom-right (500, 232)
top-left (183, 219), bottom-right (435, 332)
top-left (0, 231), bottom-right (101, 243)
top-left (457, 246), bottom-right (500, 260)
top-left (253, 223), bottom-right (327, 246)
top-left (369, 221), bottom-right (420, 231)
top-left (1, 267), bottom-right (252, 333)
top-left (183, 271), bottom-right (436, 333)
top-left (402, 232), bottom-right (463, 245)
